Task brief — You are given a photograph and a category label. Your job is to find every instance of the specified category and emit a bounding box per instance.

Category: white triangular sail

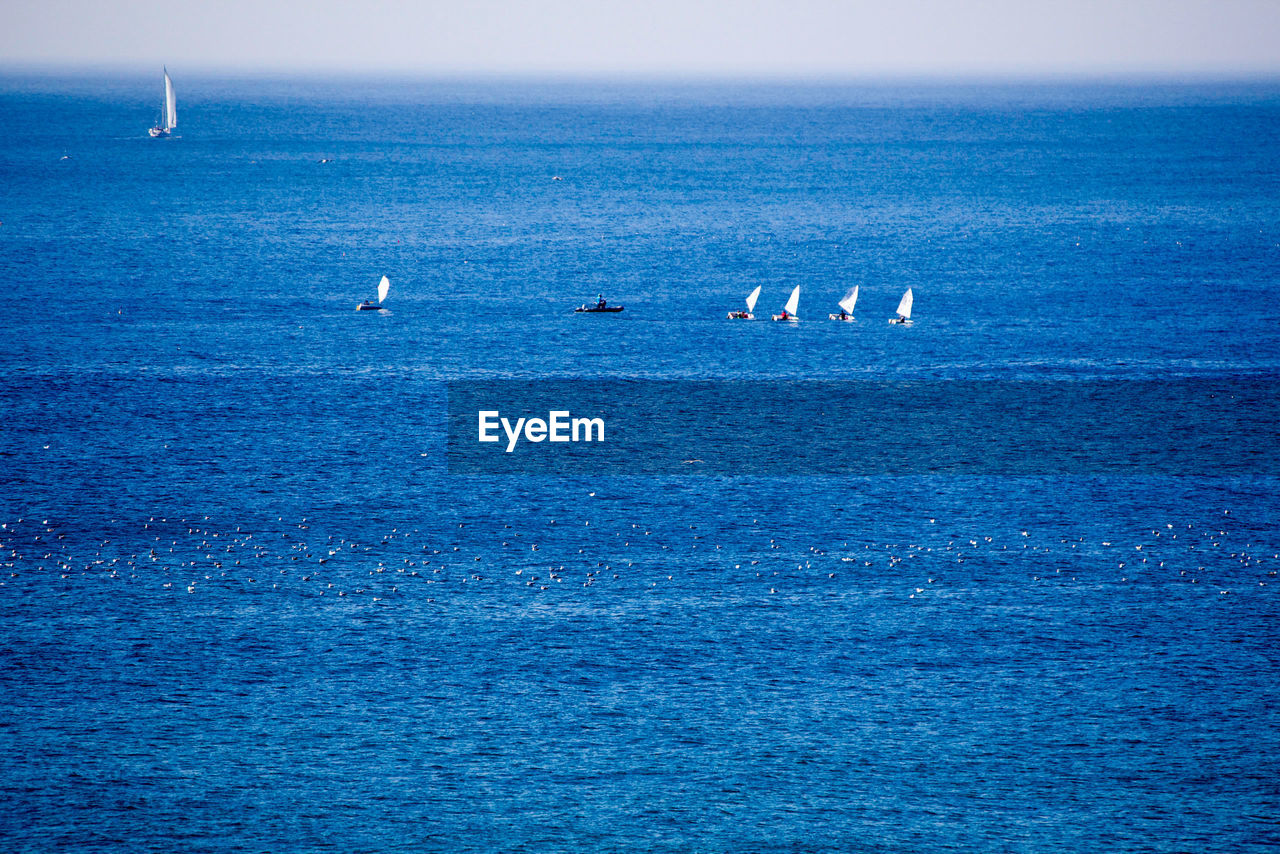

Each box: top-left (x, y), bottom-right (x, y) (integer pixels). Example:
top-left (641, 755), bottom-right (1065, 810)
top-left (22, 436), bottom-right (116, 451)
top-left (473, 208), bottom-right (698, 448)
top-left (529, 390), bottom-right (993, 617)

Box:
top-left (838, 286), bottom-right (858, 315)
top-left (377, 275), bottom-right (390, 304)
top-left (896, 288), bottom-right (913, 319)
top-left (744, 285), bottom-right (761, 313)
top-left (162, 68), bottom-right (176, 131)
top-left (783, 285), bottom-right (800, 316)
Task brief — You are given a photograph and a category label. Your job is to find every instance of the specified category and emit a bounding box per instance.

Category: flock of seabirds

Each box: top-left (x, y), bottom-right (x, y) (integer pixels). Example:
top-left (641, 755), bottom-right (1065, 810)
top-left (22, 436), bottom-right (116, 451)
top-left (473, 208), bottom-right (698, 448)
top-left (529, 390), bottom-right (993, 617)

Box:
top-left (359, 278), bottom-right (915, 324)
top-left (2, 509), bottom-right (1272, 602)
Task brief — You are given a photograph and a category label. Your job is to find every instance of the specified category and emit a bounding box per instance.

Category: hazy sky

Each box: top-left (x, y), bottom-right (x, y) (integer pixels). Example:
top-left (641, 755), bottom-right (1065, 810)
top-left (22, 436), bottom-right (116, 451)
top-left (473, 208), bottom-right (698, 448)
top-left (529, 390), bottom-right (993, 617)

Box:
top-left (5, 0), bottom-right (1280, 75)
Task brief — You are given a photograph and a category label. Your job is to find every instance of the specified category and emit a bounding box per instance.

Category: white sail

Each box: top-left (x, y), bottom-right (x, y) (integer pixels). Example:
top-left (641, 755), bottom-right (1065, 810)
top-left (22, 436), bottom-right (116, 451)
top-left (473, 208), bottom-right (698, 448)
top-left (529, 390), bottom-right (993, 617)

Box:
top-left (162, 68), bottom-right (176, 131)
top-left (783, 285), bottom-right (800, 316)
top-left (377, 275), bottom-right (390, 304)
top-left (744, 285), bottom-right (761, 313)
top-left (896, 288), bottom-right (913, 319)
top-left (838, 285), bottom-right (858, 315)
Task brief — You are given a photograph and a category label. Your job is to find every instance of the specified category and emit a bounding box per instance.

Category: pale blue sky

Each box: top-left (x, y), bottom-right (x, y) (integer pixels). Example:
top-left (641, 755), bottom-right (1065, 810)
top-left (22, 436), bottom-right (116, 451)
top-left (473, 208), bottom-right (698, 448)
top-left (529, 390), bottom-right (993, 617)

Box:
top-left (5, 0), bottom-right (1280, 75)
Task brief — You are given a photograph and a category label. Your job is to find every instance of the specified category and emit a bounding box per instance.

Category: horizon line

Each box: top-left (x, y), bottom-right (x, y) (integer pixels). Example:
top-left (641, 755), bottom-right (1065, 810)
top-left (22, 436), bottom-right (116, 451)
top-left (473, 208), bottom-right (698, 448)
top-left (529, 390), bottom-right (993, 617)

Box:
top-left (4, 62), bottom-right (1280, 84)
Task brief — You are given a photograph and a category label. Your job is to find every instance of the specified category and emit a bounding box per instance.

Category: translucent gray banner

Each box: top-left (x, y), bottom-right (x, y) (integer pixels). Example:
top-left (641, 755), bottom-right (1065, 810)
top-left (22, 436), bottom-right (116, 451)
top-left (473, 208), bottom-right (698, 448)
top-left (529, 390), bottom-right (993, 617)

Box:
top-left (447, 378), bottom-right (1279, 475)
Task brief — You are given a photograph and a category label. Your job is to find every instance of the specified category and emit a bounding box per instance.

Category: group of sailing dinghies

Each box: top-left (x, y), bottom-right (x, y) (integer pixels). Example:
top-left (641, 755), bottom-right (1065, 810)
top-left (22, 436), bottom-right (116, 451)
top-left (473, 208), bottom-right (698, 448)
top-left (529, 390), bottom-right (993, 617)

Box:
top-left (730, 285), bottom-right (914, 324)
top-left (355, 277), bottom-right (914, 324)
top-left (154, 63), bottom-right (914, 328)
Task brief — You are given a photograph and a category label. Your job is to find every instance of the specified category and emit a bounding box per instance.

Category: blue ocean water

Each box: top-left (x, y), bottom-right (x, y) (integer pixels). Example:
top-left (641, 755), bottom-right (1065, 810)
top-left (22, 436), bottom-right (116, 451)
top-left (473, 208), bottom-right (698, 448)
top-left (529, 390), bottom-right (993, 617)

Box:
top-left (1, 73), bottom-right (1279, 852)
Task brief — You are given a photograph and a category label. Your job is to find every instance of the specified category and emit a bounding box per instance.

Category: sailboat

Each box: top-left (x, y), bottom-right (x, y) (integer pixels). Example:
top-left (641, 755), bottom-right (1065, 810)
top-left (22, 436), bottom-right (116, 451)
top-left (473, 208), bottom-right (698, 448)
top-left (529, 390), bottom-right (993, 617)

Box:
top-left (829, 286), bottom-right (858, 321)
top-left (771, 286), bottom-right (800, 322)
top-left (148, 68), bottom-right (177, 138)
top-left (727, 285), bottom-right (762, 319)
top-left (889, 288), bottom-right (913, 325)
top-left (357, 276), bottom-right (390, 311)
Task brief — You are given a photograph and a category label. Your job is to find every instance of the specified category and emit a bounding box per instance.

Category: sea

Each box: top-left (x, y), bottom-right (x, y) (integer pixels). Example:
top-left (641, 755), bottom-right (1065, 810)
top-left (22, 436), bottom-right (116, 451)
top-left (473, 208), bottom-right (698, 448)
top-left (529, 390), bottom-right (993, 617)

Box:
top-left (1, 73), bottom-right (1278, 853)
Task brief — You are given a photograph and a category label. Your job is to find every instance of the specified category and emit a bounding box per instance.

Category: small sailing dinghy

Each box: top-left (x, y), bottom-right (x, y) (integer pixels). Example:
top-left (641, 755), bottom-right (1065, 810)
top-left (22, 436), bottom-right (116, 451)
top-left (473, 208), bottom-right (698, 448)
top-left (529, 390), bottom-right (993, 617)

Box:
top-left (576, 295), bottom-right (624, 313)
top-left (829, 286), bottom-right (858, 321)
top-left (772, 285), bottom-right (800, 322)
top-left (727, 285), bottom-right (762, 319)
top-left (148, 68), bottom-right (177, 138)
top-left (889, 288), bottom-right (913, 325)
top-left (357, 276), bottom-right (390, 311)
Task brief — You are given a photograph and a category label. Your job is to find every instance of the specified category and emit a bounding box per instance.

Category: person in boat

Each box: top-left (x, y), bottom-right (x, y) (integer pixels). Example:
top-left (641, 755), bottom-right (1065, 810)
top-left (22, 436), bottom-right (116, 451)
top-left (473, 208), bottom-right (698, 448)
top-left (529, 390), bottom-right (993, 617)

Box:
top-left (362, 299), bottom-right (372, 308)
top-left (596, 294), bottom-right (607, 309)
top-left (838, 309), bottom-right (849, 320)
top-left (780, 309), bottom-right (790, 320)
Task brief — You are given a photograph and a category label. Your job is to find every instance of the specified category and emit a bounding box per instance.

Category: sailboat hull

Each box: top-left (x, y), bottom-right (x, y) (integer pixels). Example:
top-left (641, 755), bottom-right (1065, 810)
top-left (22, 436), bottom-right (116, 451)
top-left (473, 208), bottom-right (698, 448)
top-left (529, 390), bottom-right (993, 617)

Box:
top-left (575, 306), bottom-right (624, 313)
top-left (889, 317), bottom-right (913, 325)
top-left (356, 303), bottom-right (386, 311)
top-left (771, 314), bottom-right (798, 322)
top-left (148, 127), bottom-right (169, 138)
top-left (828, 314), bottom-right (854, 321)
top-left (727, 311), bottom-right (754, 320)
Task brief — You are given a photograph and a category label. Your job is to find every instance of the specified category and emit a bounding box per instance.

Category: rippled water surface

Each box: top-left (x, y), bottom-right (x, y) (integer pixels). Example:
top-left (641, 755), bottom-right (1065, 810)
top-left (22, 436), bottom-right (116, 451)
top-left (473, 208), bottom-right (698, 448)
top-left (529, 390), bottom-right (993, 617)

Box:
top-left (1, 75), bottom-right (1279, 852)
